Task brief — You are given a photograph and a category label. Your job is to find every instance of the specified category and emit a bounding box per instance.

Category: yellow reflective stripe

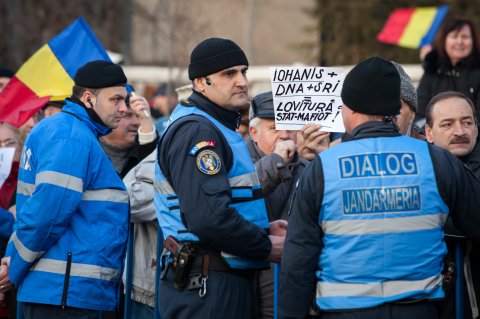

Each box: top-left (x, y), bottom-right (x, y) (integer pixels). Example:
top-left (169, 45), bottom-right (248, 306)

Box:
top-left (228, 172), bottom-right (259, 188)
top-left (82, 189), bottom-right (129, 203)
top-left (322, 214), bottom-right (447, 235)
top-left (154, 179), bottom-right (174, 195)
top-left (32, 258), bottom-right (121, 281)
top-left (10, 232), bottom-right (45, 263)
top-left (317, 275), bottom-right (442, 298)
top-left (36, 171), bottom-right (83, 193)
top-left (16, 181), bottom-right (35, 196)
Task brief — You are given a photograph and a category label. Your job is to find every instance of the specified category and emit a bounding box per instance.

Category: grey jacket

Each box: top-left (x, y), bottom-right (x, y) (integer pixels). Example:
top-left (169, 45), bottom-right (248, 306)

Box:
top-left (122, 150), bottom-right (158, 307)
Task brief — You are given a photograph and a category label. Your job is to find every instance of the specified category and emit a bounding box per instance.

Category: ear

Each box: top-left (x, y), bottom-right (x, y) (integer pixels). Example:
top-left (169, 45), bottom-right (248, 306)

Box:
top-left (193, 78), bottom-right (207, 93)
top-left (249, 125), bottom-right (258, 142)
top-left (424, 124), bottom-right (434, 143)
top-left (81, 91), bottom-right (94, 108)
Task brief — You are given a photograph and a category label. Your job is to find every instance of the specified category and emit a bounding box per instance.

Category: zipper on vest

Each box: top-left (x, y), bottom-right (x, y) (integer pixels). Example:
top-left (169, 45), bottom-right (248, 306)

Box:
top-left (61, 252), bottom-right (72, 309)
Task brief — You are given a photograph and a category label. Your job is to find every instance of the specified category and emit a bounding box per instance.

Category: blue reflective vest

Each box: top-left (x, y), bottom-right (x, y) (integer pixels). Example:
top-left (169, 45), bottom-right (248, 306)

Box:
top-left (154, 104), bottom-right (269, 269)
top-left (316, 136), bottom-right (448, 310)
top-left (7, 101), bottom-right (129, 311)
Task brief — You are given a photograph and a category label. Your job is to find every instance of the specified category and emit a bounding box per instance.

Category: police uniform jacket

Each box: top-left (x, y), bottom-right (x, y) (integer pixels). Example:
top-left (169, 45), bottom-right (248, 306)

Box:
top-left (156, 91), bottom-right (271, 264)
top-left (279, 121), bottom-right (480, 319)
top-left (7, 100), bottom-right (130, 311)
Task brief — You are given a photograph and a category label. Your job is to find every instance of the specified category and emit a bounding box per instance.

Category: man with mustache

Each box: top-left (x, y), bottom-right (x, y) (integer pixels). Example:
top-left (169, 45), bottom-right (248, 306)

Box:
top-left (425, 91), bottom-right (479, 158)
top-left (425, 91), bottom-right (480, 319)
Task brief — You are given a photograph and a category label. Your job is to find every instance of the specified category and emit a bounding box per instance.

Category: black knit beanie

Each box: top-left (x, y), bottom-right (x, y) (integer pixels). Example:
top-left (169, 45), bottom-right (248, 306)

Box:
top-left (74, 60), bottom-right (127, 88)
top-left (341, 56), bottom-right (401, 116)
top-left (188, 38), bottom-right (249, 80)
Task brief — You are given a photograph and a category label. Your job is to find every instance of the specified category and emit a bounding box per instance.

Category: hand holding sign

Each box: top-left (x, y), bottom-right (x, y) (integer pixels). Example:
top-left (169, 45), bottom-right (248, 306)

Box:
top-left (270, 66), bottom-right (345, 132)
top-left (301, 124), bottom-right (331, 154)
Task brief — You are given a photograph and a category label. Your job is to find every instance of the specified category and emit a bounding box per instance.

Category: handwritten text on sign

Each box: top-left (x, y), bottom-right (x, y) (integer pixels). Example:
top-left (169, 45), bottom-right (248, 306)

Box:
top-left (270, 66), bottom-right (345, 132)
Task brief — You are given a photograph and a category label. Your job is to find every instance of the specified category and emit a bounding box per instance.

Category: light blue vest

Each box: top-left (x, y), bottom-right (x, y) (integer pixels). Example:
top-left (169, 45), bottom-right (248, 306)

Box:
top-left (316, 136), bottom-right (448, 310)
top-left (154, 104), bottom-right (269, 269)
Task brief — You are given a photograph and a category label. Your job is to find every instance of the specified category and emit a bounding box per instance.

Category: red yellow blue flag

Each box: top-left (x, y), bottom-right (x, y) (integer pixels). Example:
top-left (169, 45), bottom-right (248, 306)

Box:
top-left (0, 17), bottom-right (111, 127)
top-left (377, 5), bottom-right (449, 49)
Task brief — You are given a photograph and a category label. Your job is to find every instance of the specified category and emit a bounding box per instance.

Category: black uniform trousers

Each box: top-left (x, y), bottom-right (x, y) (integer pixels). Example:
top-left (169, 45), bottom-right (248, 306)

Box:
top-left (157, 270), bottom-right (255, 319)
top-left (22, 302), bottom-right (113, 319)
top-left (317, 301), bottom-right (438, 319)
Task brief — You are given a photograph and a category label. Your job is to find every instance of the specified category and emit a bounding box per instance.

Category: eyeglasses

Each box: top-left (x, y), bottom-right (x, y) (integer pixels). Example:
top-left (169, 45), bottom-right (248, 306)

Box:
top-left (0, 139), bottom-right (18, 148)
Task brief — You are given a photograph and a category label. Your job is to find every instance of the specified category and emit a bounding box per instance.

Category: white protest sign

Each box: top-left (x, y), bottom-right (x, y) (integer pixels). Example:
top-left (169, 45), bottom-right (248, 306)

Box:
top-left (270, 66), bottom-right (345, 132)
top-left (0, 148), bottom-right (15, 188)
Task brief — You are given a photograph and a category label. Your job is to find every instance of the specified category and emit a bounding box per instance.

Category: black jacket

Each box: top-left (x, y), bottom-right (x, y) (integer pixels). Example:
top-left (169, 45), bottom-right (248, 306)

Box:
top-left (416, 50), bottom-right (480, 122)
top-left (157, 91), bottom-right (271, 261)
top-left (440, 138), bottom-right (480, 319)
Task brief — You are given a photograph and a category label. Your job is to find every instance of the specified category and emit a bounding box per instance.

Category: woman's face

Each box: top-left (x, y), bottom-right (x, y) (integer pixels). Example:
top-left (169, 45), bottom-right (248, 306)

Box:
top-left (445, 24), bottom-right (473, 66)
top-left (0, 125), bottom-right (22, 162)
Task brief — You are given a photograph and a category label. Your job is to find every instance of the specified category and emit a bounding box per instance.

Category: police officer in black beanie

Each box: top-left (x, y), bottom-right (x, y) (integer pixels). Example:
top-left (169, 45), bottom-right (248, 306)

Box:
top-left (154, 38), bottom-right (285, 319)
top-left (280, 56), bottom-right (480, 319)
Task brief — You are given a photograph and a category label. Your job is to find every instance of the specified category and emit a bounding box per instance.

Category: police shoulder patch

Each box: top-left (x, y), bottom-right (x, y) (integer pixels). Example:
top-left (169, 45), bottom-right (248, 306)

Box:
top-left (196, 150), bottom-right (221, 175)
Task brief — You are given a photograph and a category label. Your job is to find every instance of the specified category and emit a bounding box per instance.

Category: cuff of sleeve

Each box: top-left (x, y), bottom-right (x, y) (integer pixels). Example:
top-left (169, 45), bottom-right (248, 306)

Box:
top-left (270, 153), bottom-right (293, 181)
top-left (270, 153), bottom-right (286, 168)
top-left (138, 127), bottom-right (157, 145)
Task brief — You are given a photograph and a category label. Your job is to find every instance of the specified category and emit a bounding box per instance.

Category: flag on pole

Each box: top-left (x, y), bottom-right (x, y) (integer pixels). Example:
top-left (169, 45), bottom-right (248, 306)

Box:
top-left (0, 17), bottom-right (111, 127)
top-left (377, 5), bottom-right (449, 49)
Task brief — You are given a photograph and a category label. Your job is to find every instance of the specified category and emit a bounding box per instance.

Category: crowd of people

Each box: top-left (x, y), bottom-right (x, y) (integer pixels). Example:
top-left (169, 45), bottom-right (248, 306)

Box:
top-left (0, 15), bottom-right (479, 319)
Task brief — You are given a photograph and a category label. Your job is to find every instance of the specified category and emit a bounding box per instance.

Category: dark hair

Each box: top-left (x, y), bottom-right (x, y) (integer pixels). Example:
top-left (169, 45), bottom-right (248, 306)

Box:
top-left (425, 91), bottom-right (477, 126)
top-left (72, 85), bottom-right (100, 100)
top-left (433, 17), bottom-right (480, 65)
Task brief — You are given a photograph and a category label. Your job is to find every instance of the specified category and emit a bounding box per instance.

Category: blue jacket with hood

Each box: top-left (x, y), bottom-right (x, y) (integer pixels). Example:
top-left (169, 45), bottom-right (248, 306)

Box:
top-left (7, 100), bottom-right (130, 311)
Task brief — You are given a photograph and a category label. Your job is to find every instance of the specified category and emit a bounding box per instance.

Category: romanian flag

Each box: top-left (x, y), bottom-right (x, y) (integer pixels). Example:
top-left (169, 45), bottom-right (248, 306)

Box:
top-left (0, 17), bottom-right (111, 127)
top-left (377, 5), bottom-right (449, 49)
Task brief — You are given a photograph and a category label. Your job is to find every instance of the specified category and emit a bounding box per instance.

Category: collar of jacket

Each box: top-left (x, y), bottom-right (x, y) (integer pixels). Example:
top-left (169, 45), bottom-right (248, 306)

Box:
top-left (423, 49), bottom-right (479, 74)
top-left (63, 98), bottom-right (112, 137)
top-left (350, 121), bottom-right (401, 140)
top-left (460, 136), bottom-right (480, 165)
top-left (187, 90), bottom-right (241, 131)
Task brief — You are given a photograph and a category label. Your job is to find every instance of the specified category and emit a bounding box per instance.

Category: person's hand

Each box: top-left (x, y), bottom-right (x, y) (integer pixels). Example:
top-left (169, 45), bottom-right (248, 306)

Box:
top-left (269, 220), bottom-right (288, 237)
top-left (267, 235), bottom-right (285, 263)
top-left (0, 257), bottom-right (12, 293)
top-left (300, 124), bottom-right (330, 160)
top-left (419, 44), bottom-right (432, 61)
top-left (129, 93), bottom-right (155, 133)
top-left (129, 93), bottom-right (151, 119)
top-left (273, 140), bottom-right (296, 164)
top-left (8, 205), bottom-right (15, 219)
